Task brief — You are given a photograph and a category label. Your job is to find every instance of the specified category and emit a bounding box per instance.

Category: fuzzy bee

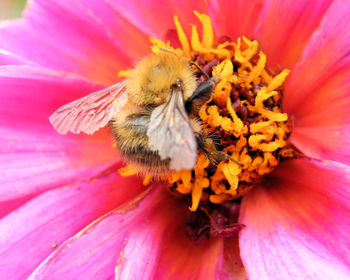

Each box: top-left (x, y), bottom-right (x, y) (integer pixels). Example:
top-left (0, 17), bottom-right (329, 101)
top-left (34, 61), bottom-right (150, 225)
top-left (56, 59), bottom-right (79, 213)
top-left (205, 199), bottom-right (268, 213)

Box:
top-left (50, 52), bottom-right (231, 176)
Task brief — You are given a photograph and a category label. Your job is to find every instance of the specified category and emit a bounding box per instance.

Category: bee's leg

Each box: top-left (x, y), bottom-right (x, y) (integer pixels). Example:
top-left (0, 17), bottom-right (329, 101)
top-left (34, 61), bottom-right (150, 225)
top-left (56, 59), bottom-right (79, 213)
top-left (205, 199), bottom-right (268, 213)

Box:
top-left (186, 77), bottom-right (219, 114)
top-left (190, 80), bottom-right (215, 101)
top-left (196, 133), bottom-right (240, 166)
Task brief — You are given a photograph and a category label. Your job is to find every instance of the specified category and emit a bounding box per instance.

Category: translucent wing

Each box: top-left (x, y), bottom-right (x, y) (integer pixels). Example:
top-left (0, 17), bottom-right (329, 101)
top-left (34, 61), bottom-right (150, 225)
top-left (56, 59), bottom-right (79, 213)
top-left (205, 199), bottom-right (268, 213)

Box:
top-left (147, 87), bottom-right (197, 171)
top-left (49, 80), bottom-right (127, 135)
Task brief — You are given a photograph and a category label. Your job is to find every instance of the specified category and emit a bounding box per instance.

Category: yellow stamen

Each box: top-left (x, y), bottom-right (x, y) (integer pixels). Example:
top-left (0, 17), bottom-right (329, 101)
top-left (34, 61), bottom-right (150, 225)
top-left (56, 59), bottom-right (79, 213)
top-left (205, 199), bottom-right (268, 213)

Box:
top-left (190, 24), bottom-right (203, 52)
top-left (118, 165), bottom-right (138, 176)
top-left (143, 174), bottom-right (153, 186)
top-left (266, 69), bottom-right (291, 92)
top-left (227, 97), bottom-right (245, 136)
top-left (247, 52), bottom-right (266, 84)
top-left (221, 161), bottom-right (241, 195)
top-left (149, 36), bottom-right (174, 54)
top-left (174, 15), bottom-right (190, 56)
top-left (193, 11), bottom-right (214, 48)
top-left (118, 70), bottom-right (132, 78)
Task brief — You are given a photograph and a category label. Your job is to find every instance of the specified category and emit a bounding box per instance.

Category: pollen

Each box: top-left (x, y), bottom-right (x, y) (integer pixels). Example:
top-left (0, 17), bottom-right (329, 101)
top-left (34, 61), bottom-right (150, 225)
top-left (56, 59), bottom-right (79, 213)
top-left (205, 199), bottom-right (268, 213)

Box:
top-left (119, 11), bottom-right (296, 212)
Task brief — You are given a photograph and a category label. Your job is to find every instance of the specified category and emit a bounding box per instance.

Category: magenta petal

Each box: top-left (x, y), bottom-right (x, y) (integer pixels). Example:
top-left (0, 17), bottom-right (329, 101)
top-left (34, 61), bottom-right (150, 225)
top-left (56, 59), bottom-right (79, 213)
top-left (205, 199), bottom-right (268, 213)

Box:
top-left (217, 237), bottom-right (246, 280)
top-left (290, 67), bottom-right (350, 128)
top-left (0, 171), bottom-right (144, 280)
top-left (114, 192), bottom-right (185, 280)
top-left (288, 66), bottom-right (350, 165)
top-left (284, 0), bottom-right (350, 113)
top-left (240, 159), bottom-right (350, 279)
top-left (154, 215), bottom-right (224, 280)
top-left (0, 66), bottom-right (119, 208)
top-left (116, 192), bottom-right (225, 280)
top-left (255, 0), bottom-right (332, 69)
top-left (28, 186), bottom-right (224, 280)
top-left (80, 0), bottom-right (151, 59)
top-left (108, 0), bottom-right (208, 39)
top-left (208, 0), bottom-right (265, 40)
top-left (0, 0), bottom-right (133, 84)
top-left (27, 187), bottom-right (165, 280)
top-left (282, 0), bottom-right (350, 165)
top-left (291, 125), bottom-right (350, 166)
top-left (0, 48), bottom-right (38, 65)
top-left (114, 223), bottom-right (165, 280)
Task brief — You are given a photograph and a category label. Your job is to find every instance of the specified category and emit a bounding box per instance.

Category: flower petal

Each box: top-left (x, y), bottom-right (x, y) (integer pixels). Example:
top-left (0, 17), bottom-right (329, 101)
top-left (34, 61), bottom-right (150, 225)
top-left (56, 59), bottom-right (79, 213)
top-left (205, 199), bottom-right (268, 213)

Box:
top-left (282, 0), bottom-right (350, 165)
top-left (216, 237), bottom-right (246, 280)
top-left (240, 159), bottom-right (350, 280)
top-left (255, 0), bottom-right (332, 69)
top-left (284, 0), bottom-right (350, 113)
top-left (113, 219), bottom-right (166, 280)
top-left (0, 48), bottom-right (38, 66)
top-left (0, 0), bottom-right (133, 84)
top-left (0, 66), bottom-right (119, 207)
top-left (290, 68), bottom-right (350, 128)
top-left (207, 0), bottom-right (265, 40)
top-left (27, 186), bottom-right (224, 280)
top-left (288, 54), bottom-right (350, 164)
top-left (291, 125), bottom-right (350, 167)
top-left (77, 0), bottom-right (151, 59)
top-left (115, 196), bottom-right (223, 280)
top-left (154, 217), bottom-right (223, 280)
top-left (0, 171), bottom-right (144, 280)
top-left (27, 187), bottom-right (164, 280)
top-left (108, 0), bottom-right (208, 39)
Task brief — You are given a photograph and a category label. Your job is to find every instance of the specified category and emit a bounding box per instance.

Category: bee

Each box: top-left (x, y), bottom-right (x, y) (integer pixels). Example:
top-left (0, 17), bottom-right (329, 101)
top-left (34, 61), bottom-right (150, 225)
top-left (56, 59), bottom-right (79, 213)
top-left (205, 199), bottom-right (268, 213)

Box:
top-left (50, 52), bottom-right (231, 176)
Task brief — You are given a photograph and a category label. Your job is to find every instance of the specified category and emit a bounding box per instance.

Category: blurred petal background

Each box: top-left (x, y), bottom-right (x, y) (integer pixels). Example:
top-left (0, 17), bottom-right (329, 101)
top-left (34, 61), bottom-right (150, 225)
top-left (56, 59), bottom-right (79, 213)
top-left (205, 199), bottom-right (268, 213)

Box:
top-left (0, 0), bottom-right (26, 19)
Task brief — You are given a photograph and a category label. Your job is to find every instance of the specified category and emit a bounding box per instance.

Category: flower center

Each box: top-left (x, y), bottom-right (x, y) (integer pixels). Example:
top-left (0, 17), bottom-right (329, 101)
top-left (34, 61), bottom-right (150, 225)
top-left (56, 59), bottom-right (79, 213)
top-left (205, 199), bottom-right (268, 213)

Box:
top-left (119, 12), bottom-right (296, 215)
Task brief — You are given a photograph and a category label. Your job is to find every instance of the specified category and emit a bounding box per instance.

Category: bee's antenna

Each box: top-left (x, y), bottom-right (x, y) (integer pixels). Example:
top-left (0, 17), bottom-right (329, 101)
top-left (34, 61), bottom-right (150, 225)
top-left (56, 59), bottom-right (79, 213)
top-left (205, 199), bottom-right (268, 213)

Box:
top-left (190, 61), bottom-right (210, 81)
top-left (229, 156), bottom-right (243, 167)
top-left (158, 47), bottom-right (178, 55)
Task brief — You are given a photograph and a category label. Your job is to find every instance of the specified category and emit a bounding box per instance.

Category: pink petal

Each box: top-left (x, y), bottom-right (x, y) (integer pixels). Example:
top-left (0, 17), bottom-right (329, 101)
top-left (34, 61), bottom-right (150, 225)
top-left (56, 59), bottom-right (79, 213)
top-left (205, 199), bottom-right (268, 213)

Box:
top-left (0, 171), bottom-right (144, 280)
top-left (108, 0), bottom-right (208, 39)
top-left (113, 220), bottom-right (166, 280)
top-left (154, 216), bottom-right (223, 280)
top-left (216, 237), bottom-right (246, 280)
top-left (0, 48), bottom-right (38, 65)
top-left (114, 194), bottom-right (222, 280)
top-left (208, 0), bottom-right (265, 40)
top-left (291, 125), bottom-right (350, 167)
top-left (290, 67), bottom-right (350, 128)
top-left (28, 186), bottom-right (224, 280)
top-left (0, 0), bottom-right (134, 84)
top-left (284, 0), bottom-right (350, 113)
top-left (0, 66), bottom-right (119, 208)
top-left (27, 187), bottom-right (165, 280)
top-left (286, 48), bottom-right (350, 165)
top-left (255, 0), bottom-right (332, 69)
top-left (281, 0), bottom-right (350, 165)
top-left (240, 159), bottom-right (350, 280)
top-left (74, 0), bottom-right (151, 59)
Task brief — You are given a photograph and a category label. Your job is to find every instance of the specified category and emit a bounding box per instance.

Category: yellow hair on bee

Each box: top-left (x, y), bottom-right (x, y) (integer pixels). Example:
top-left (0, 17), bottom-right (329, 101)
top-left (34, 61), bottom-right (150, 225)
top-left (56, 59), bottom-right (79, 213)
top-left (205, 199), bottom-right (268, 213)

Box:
top-left (126, 52), bottom-right (197, 105)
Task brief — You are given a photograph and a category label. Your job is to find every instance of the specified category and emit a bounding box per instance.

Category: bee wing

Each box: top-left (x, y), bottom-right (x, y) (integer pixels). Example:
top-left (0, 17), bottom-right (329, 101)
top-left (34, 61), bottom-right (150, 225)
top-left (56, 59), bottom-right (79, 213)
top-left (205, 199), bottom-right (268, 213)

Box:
top-left (49, 80), bottom-right (127, 135)
top-left (147, 87), bottom-right (197, 171)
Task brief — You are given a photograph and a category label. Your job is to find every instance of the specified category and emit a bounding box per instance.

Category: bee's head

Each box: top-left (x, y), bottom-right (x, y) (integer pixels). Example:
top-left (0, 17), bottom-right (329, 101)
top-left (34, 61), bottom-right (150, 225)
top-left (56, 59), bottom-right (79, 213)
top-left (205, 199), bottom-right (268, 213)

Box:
top-left (126, 53), bottom-right (197, 106)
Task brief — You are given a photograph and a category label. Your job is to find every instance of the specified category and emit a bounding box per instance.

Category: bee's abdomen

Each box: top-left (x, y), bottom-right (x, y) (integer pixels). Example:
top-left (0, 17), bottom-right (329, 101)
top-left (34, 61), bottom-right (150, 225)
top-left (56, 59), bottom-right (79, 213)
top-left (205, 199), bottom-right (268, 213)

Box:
top-left (109, 114), bottom-right (170, 175)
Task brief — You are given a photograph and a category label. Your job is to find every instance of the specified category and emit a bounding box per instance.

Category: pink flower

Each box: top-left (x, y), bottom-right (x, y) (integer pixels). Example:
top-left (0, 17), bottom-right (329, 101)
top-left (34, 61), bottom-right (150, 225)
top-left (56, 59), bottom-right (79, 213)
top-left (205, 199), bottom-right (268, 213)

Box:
top-left (1, 0), bottom-right (350, 279)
